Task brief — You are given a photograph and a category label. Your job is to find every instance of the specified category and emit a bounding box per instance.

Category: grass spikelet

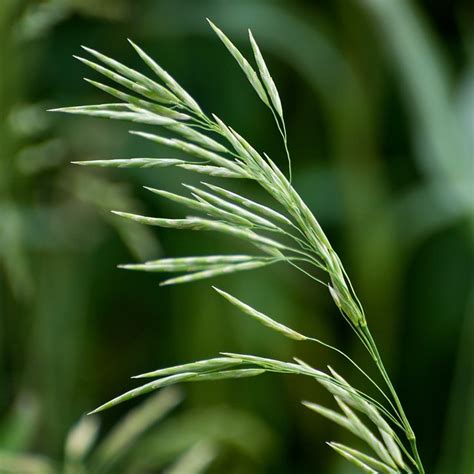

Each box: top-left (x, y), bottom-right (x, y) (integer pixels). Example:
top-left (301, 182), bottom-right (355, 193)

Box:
top-left (159, 260), bottom-right (277, 286)
top-left (50, 105), bottom-right (177, 125)
top-left (130, 131), bottom-right (246, 175)
top-left (213, 287), bottom-right (308, 341)
top-left (207, 19), bottom-right (269, 106)
top-left (143, 186), bottom-right (254, 227)
top-left (127, 39), bottom-right (202, 114)
top-left (80, 45), bottom-right (178, 104)
top-left (202, 183), bottom-right (293, 227)
top-left (183, 184), bottom-right (279, 229)
top-left (177, 164), bottom-right (244, 179)
top-left (74, 55), bottom-right (168, 104)
top-left (89, 373), bottom-right (196, 414)
top-left (83, 79), bottom-right (190, 120)
top-left (166, 122), bottom-right (228, 153)
top-left (133, 357), bottom-right (244, 379)
top-left (328, 443), bottom-right (398, 474)
top-left (72, 158), bottom-right (185, 169)
top-left (334, 397), bottom-right (396, 468)
top-left (327, 443), bottom-right (378, 474)
top-left (248, 30), bottom-right (283, 118)
top-left (302, 401), bottom-right (354, 432)
top-left (120, 255), bottom-right (257, 273)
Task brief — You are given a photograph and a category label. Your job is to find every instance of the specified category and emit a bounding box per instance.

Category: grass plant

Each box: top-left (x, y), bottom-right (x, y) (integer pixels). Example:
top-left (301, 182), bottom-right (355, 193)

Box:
top-left (54, 20), bottom-right (426, 473)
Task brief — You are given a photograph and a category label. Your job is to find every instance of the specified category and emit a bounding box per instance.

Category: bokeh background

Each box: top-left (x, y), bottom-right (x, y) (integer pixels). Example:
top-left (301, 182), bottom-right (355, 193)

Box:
top-left (1, 0), bottom-right (473, 472)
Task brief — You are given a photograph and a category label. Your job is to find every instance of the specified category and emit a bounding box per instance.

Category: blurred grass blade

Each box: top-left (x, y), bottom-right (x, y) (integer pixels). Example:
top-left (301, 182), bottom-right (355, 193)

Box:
top-left (0, 452), bottom-right (55, 474)
top-left (93, 388), bottom-right (182, 470)
top-left (65, 416), bottom-right (100, 463)
top-left (163, 442), bottom-right (217, 474)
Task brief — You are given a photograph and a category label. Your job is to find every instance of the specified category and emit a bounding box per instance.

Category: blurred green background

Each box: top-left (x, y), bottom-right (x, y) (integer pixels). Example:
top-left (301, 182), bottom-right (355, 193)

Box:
top-left (1, 0), bottom-right (473, 472)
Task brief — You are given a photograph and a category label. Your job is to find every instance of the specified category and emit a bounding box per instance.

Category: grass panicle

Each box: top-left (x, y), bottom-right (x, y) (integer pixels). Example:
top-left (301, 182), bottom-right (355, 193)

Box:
top-left (56, 21), bottom-right (425, 473)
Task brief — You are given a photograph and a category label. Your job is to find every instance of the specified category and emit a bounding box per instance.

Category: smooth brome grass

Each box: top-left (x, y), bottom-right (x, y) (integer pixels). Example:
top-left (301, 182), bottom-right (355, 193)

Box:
top-left (53, 19), bottom-right (425, 473)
